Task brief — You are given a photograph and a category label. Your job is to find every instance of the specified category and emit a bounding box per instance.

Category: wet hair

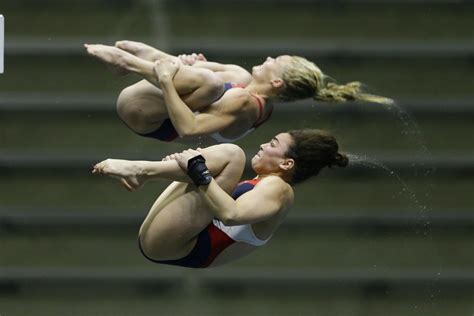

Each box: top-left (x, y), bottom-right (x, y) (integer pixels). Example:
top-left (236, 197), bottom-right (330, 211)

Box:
top-left (278, 56), bottom-right (393, 105)
top-left (285, 129), bottom-right (348, 184)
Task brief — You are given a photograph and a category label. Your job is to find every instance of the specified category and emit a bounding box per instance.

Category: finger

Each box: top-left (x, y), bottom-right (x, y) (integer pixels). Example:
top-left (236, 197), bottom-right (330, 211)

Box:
top-left (120, 178), bottom-right (134, 192)
top-left (92, 162), bottom-right (103, 174)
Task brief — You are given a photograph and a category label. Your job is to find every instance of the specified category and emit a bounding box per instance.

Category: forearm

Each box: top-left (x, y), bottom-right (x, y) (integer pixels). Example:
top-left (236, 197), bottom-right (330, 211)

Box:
top-left (159, 78), bottom-right (199, 136)
top-left (198, 180), bottom-right (239, 225)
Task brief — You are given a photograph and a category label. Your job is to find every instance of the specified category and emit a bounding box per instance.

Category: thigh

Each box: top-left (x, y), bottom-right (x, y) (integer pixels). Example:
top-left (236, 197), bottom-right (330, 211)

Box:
top-left (139, 183), bottom-right (214, 260)
top-left (139, 146), bottom-right (244, 260)
top-left (117, 80), bottom-right (168, 130)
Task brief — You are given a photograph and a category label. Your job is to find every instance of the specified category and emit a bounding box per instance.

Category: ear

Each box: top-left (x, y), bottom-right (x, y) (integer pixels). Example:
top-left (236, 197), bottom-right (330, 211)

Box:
top-left (279, 158), bottom-right (295, 171)
top-left (270, 78), bottom-right (284, 89)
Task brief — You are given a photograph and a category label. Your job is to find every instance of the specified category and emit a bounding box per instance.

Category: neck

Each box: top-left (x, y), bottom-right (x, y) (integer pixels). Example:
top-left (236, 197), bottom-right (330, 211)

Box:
top-left (245, 80), bottom-right (275, 99)
top-left (255, 172), bottom-right (291, 183)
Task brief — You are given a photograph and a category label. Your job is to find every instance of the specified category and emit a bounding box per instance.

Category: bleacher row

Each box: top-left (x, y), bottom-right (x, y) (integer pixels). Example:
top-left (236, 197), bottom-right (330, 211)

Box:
top-left (1, 0), bottom-right (473, 315)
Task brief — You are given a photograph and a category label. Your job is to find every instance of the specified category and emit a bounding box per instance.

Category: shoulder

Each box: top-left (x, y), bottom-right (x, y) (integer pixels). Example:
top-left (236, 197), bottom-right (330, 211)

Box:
top-left (255, 176), bottom-right (294, 202)
top-left (229, 66), bottom-right (253, 82)
top-left (211, 88), bottom-right (252, 113)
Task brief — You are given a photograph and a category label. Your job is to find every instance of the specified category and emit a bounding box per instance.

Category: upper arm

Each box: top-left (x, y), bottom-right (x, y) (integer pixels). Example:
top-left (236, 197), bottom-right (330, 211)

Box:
top-left (187, 111), bottom-right (237, 136)
top-left (183, 92), bottom-right (248, 137)
top-left (229, 177), bottom-right (292, 225)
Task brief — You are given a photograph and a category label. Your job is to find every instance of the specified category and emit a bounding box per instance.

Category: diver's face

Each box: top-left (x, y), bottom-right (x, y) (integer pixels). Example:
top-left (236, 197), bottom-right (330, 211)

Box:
top-left (251, 132), bottom-right (294, 175)
top-left (251, 55), bottom-right (292, 82)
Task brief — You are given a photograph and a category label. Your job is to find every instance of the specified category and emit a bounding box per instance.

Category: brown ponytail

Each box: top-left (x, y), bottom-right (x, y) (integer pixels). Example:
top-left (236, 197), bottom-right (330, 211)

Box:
top-left (331, 152), bottom-right (349, 168)
top-left (286, 129), bottom-right (348, 184)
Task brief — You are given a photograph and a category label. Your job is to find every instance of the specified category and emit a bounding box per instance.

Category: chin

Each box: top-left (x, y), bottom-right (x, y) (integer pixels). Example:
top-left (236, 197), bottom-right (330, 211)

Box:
top-left (252, 66), bottom-right (263, 77)
top-left (250, 158), bottom-right (263, 174)
top-left (250, 157), bottom-right (258, 169)
top-left (251, 67), bottom-right (257, 77)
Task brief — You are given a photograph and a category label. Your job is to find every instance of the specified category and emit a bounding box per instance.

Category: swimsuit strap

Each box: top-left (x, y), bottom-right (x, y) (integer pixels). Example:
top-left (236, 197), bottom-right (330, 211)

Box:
top-left (238, 178), bottom-right (261, 186)
top-left (250, 94), bottom-right (273, 128)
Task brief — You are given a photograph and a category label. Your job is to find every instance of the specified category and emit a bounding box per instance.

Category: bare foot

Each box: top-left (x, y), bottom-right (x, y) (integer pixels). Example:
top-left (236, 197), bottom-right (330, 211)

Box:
top-left (115, 40), bottom-right (162, 62)
top-left (85, 44), bottom-right (130, 76)
top-left (92, 159), bottom-right (147, 191)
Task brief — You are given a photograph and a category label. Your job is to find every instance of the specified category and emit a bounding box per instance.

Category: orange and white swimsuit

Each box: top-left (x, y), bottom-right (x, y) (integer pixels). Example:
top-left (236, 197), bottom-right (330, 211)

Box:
top-left (138, 179), bottom-right (271, 268)
top-left (137, 83), bottom-right (273, 143)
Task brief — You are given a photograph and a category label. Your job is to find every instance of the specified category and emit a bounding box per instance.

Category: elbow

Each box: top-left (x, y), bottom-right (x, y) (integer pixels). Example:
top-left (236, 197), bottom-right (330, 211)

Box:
top-left (175, 120), bottom-right (200, 138)
top-left (177, 126), bottom-right (199, 138)
top-left (220, 212), bottom-right (239, 226)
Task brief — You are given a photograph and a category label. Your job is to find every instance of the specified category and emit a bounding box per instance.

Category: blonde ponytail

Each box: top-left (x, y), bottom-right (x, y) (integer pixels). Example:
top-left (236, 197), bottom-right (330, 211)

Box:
top-left (315, 81), bottom-right (394, 105)
top-left (279, 56), bottom-right (393, 105)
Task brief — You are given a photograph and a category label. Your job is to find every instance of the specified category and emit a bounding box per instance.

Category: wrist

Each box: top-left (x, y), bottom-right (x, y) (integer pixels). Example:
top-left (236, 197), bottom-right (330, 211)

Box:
top-left (158, 75), bottom-right (173, 86)
top-left (187, 155), bottom-right (213, 187)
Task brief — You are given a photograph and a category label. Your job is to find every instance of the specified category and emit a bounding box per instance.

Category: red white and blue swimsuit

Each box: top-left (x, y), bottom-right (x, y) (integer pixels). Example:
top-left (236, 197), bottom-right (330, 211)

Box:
top-left (138, 179), bottom-right (271, 269)
top-left (133, 83), bottom-right (272, 143)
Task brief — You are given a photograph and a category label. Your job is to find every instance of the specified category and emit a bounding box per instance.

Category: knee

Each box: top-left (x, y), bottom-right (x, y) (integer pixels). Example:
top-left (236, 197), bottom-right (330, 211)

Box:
top-left (221, 143), bottom-right (246, 164)
top-left (198, 72), bottom-right (225, 100)
top-left (138, 231), bottom-right (167, 260)
top-left (139, 230), bottom-right (189, 261)
top-left (138, 234), bottom-right (156, 258)
top-left (116, 87), bottom-right (149, 133)
top-left (193, 69), bottom-right (224, 100)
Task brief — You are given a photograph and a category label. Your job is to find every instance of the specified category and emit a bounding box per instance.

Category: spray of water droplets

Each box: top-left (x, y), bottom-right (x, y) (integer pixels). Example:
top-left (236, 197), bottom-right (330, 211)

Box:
top-left (348, 153), bottom-right (429, 227)
top-left (381, 101), bottom-right (436, 178)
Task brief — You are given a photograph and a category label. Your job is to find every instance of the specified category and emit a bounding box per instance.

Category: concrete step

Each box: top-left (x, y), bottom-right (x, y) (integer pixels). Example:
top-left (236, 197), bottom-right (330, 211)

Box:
top-left (168, 3), bottom-right (474, 41)
top-left (1, 109), bottom-right (473, 153)
top-left (1, 229), bottom-right (473, 269)
top-left (0, 290), bottom-right (473, 316)
top-left (3, 2), bottom-right (473, 40)
top-left (2, 54), bottom-right (472, 97)
top-left (0, 172), bottom-right (471, 211)
top-left (2, 209), bottom-right (473, 231)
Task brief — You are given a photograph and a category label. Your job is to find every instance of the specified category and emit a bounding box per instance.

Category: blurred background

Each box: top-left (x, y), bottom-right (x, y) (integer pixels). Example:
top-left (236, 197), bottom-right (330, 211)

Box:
top-left (1, 0), bottom-right (473, 315)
